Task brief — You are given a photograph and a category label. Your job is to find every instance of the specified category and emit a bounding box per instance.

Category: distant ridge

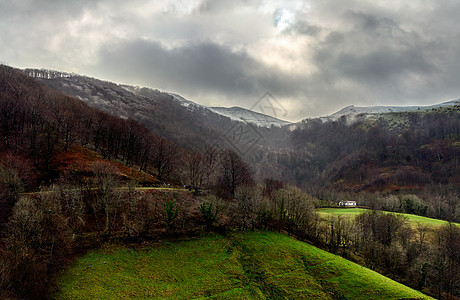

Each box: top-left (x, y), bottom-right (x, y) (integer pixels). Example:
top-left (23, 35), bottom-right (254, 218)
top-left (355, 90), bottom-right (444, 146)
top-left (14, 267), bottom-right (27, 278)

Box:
top-left (208, 106), bottom-right (291, 128)
top-left (169, 93), bottom-right (291, 127)
top-left (26, 68), bottom-right (291, 128)
top-left (321, 99), bottom-right (460, 121)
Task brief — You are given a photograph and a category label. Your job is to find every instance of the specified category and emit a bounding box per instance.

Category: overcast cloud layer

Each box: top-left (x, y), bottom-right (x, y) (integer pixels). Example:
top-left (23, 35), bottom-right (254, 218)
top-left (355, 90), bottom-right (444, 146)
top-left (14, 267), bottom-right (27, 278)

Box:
top-left (1, 0), bottom-right (460, 121)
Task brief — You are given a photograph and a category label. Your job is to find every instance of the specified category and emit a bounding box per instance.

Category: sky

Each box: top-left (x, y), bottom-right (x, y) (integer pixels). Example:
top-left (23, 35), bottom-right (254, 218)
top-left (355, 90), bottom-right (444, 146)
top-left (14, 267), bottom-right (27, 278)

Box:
top-left (1, 0), bottom-right (460, 121)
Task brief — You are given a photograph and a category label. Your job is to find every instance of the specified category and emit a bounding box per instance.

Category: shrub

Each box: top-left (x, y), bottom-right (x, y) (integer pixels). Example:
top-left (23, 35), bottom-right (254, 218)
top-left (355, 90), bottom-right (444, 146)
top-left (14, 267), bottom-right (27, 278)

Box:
top-left (199, 202), bottom-right (219, 231)
top-left (164, 198), bottom-right (180, 230)
top-left (402, 195), bottom-right (427, 216)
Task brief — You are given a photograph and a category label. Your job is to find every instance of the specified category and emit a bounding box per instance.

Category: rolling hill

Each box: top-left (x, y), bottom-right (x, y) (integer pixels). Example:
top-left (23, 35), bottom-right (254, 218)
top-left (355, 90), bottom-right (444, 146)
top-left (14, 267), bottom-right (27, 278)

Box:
top-left (319, 99), bottom-right (460, 122)
top-left (54, 231), bottom-right (431, 299)
top-left (318, 208), bottom-right (460, 229)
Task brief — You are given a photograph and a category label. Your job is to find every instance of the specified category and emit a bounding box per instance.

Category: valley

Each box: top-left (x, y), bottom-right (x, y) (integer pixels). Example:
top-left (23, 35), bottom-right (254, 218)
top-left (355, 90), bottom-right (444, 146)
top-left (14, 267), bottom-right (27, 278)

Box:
top-left (3, 2), bottom-right (460, 299)
top-left (0, 65), bottom-right (458, 299)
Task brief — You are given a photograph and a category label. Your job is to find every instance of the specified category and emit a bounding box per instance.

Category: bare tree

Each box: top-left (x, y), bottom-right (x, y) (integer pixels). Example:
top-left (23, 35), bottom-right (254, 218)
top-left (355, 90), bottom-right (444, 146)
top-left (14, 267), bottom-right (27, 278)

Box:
top-left (91, 161), bottom-right (120, 235)
top-left (58, 184), bottom-right (86, 234)
top-left (234, 185), bottom-right (260, 230)
top-left (262, 178), bottom-right (284, 198)
top-left (152, 137), bottom-right (178, 182)
top-left (415, 222), bottom-right (429, 253)
top-left (203, 145), bottom-right (218, 188)
top-left (184, 151), bottom-right (206, 187)
top-left (273, 185), bottom-right (316, 236)
top-left (216, 149), bottom-right (254, 199)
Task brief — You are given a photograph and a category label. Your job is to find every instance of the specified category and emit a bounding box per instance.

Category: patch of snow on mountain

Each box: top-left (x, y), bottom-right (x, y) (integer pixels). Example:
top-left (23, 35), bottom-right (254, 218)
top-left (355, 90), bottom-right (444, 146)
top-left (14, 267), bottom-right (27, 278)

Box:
top-left (169, 93), bottom-right (206, 111)
top-left (168, 93), bottom-right (291, 127)
top-left (208, 107), bottom-right (291, 128)
top-left (322, 100), bottom-right (460, 121)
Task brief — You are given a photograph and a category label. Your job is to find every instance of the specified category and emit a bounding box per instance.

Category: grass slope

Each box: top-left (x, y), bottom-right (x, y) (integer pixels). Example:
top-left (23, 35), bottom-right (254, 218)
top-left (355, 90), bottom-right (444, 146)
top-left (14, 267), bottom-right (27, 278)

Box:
top-left (318, 208), bottom-right (460, 228)
top-left (53, 231), bottom-right (431, 299)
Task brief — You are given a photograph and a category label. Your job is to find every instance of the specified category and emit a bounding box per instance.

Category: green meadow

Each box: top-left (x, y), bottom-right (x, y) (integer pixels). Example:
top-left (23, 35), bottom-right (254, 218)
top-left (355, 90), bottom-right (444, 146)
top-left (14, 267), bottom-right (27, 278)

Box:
top-left (317, 208), bottom-right (459, 228)
top-left (53, 231), bottom-right (431, 299)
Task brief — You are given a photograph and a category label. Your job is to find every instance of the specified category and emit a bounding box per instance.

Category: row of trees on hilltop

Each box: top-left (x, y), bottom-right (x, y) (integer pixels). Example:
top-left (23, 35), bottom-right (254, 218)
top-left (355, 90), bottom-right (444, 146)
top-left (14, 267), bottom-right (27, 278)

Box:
top-left (197, 180), bottom-right (460, 299)
top-left (2, 170), bottom-right (459, 298)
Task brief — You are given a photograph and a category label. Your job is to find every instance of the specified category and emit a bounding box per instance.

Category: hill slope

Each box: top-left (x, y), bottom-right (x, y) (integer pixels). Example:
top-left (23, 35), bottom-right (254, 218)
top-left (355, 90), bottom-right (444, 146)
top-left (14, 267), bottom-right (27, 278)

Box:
top-left (319, 99), bottom-right (460, 121)
top-left (318, 208), bottom-right (460, 229)
top-left (25, 69), bottom-right (290, 151)
top-left (54, 231), bottom-right (430, 299)
top-left (23, 67), bottom-right (460, 192)
top-left (169, 93), bottom-right (291, 127)
top-left (209, 106), bottom-right (291, 127)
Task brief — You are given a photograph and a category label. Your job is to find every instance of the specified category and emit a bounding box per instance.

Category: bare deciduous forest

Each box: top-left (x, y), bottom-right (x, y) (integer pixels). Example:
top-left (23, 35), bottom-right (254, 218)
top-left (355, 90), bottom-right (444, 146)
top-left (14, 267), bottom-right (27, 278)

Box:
top-left (1, 65), bottom-right (459, 299)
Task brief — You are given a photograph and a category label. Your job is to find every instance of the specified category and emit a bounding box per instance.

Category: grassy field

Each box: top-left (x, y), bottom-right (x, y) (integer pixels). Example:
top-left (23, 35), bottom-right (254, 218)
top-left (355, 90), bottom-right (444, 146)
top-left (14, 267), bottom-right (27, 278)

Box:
top-left (53, 231), bottom-right (431, 299)
top-left (317, 208), bottom-right (460, 228)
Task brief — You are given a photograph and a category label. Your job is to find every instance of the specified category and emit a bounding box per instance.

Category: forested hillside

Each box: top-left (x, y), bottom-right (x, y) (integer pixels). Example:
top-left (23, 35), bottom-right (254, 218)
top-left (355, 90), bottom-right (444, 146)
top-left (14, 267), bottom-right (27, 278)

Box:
top-left (27, 69), bottom-right (288, 152)
top-left (30, 69), bottom-right (460, 193)
top-left (0, 65), bottom-right (256, 298)
top-left (1, 65), bottom-right (459, 299)
top-left (25, 67), bottom-right (460, 223)
top-left (0, 65), bottom-right (250, 224)
top-left (289, 110), bottom-right (460, 189)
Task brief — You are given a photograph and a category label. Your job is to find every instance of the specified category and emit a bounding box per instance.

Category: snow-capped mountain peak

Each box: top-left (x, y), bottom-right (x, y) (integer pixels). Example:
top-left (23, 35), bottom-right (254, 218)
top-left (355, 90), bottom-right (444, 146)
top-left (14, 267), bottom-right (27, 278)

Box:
top-left (322, 100), bottom-right (460, 121)
top-left (169, 93), bottom-right (206, 110)
top-left (208, 106), bottom-right (291, 128)
top-left (167, 93), bottom-right (291, 128)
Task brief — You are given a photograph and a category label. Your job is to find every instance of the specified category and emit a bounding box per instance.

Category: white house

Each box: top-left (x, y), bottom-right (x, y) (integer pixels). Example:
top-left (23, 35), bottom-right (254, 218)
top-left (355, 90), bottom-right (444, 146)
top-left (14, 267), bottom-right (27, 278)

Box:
top-left (338, 200), bottom-right (357, 207)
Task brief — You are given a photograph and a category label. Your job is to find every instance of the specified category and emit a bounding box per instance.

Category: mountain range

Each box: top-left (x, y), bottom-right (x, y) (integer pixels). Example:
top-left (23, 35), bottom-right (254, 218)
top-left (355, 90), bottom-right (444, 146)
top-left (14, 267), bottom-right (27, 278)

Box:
top-left (2, 66), bottom-right (458, 300)
top-left (23, 67), bottom-right (460, 191)
top-left (321, 99), bottom-right (460, 122)
top-left (26, 68), bottom-right (460, 128)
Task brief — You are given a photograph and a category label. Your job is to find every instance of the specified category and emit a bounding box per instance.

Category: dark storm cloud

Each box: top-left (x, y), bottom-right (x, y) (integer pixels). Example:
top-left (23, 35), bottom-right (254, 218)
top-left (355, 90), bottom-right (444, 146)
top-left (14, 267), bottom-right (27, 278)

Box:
top-left (95, 40), bottom-right (260, 94)
top-left (333, 49), bottom-right (434, 83)
top-left (308, 9), bottom-right (457, 107)
top-left (92, 39), bottom-right (305, 103)
top-left (314, 12), bottom-right (436, 85)
top-left (1, 0), bottom-right (460, 120)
